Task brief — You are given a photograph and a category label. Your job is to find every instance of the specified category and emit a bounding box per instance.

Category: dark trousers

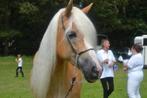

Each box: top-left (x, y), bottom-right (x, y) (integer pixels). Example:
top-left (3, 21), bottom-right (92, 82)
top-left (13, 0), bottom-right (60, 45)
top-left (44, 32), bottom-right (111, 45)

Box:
top-left (100, 77), bottom-right (114, 98)
top-left (16, 67), bottom-right (24, 77)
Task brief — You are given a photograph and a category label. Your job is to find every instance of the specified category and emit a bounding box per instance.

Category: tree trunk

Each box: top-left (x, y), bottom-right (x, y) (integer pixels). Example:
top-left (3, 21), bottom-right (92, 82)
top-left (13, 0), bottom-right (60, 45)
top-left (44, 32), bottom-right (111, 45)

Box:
top-left (3, 40), bottom-right (9, 56)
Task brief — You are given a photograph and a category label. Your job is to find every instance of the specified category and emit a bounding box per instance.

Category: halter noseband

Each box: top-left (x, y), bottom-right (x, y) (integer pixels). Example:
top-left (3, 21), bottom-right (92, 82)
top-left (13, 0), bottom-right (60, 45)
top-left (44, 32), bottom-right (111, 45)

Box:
top-left (61, 15), bottom-right (95, 67)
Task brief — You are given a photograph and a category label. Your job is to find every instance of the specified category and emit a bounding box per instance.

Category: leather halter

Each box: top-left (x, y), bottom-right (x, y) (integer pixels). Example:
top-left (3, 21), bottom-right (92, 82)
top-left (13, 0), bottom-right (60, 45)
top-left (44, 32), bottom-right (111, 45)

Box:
top-left (61, 15), bottom-right (95, 67)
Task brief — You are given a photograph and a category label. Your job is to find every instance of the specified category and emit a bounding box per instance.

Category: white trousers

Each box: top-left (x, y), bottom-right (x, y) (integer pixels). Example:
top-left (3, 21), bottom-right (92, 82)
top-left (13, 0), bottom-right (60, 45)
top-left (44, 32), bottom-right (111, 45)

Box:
top-left (127, 71), bottom-right (143, 98)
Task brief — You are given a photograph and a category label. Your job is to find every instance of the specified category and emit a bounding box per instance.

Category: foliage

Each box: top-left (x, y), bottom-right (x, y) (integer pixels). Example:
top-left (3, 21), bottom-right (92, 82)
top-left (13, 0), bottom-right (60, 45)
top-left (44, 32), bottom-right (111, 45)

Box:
top-left (0, 0), bottom-right (147, 55)
top-left (0, 30), bottom-right (22, 39)
top-left (92, 0), bottom-right (147, 32)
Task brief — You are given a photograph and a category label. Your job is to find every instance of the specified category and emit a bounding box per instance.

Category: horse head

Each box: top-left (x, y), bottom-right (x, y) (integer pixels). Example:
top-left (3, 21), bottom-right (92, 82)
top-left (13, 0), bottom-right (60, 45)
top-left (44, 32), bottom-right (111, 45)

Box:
top-left (57, 0), bottom-right (102, 83)
top-left (31, 1), bottom-right (102, 98)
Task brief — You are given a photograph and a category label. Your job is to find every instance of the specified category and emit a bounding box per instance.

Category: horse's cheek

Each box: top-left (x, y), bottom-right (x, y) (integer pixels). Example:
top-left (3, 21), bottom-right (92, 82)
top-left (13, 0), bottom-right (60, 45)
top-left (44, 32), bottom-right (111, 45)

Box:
top-left (57, 44), bottom-right (71, 58)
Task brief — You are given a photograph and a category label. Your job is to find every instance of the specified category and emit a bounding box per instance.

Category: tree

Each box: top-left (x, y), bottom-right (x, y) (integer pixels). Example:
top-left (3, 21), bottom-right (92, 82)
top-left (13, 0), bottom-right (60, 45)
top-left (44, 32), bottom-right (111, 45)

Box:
top-left (0, 0), bottom-right (146, 55)
top-left (91, 0), bottom-right (147, 47)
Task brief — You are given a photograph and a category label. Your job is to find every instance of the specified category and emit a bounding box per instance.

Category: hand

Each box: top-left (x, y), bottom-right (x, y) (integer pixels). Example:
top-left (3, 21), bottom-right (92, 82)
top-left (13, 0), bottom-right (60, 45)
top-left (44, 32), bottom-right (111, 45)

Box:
top-left (123, 60), bottom-right (128, 65)
top-left (123, 67), bottom-right (128, 72)
top-left (103, 59), bottom-right (109, 64)
top-left (109, 63), bottom-right (113, 68)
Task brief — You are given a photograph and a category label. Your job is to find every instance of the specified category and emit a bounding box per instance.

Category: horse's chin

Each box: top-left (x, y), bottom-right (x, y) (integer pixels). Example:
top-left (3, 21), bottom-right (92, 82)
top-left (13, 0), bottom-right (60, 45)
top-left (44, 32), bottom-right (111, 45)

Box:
top-left (86, 79), bottom-right (97, 83)
top-left (84, 74), bottom-right (98, 83)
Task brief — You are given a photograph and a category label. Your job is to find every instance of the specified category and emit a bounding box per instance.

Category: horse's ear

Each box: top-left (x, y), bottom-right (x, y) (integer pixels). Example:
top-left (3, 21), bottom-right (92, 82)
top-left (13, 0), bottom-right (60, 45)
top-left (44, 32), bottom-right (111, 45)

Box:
top-left (65, 0), bottom-right (73, 17)
top-left (82, 3), bottom-right (93, 14)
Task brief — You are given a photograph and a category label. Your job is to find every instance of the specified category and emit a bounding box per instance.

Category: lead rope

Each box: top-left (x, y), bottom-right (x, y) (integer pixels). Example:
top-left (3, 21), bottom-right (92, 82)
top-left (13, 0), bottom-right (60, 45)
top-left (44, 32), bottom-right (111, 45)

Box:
top-left (64, 49), bottom-right (96, 98)
top-left (64, 67), bottom-right (84, 98)
top-left (65, 76), bottom-right (76, 98)
top-left (65, 53), bottom-right (80, 98)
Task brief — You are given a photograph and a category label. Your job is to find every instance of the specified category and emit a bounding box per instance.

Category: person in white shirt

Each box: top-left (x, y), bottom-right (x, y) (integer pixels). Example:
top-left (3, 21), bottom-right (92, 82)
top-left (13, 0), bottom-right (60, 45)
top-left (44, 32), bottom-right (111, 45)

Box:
top-left (97, 39), bottom-right (116, 98)
top-left (123, 44), bottom-right (144, 98)
top-left (15, 54), bottom-right (24, 77)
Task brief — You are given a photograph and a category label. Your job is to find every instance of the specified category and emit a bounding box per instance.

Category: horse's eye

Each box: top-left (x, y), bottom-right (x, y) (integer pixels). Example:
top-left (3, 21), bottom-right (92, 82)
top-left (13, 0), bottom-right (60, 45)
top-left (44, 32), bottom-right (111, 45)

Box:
top-left (68, 31), bottom-right (77, 39)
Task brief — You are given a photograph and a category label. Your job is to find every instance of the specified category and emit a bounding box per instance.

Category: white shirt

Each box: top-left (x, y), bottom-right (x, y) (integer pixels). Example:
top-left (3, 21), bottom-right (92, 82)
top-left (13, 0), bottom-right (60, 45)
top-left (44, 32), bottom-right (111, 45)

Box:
top-left (127, 53), bottom-right (143, 73)
top-left (18, 58), bottom-right (23, 67)
top-left (97, 49), bottom-right (116, 79)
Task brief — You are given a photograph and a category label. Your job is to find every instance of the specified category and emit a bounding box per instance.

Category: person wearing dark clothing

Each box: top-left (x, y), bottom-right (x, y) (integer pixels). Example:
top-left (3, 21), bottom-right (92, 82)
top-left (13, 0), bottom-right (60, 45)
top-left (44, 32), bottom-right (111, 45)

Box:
top-left (97, 39), bottom-right (116, 98)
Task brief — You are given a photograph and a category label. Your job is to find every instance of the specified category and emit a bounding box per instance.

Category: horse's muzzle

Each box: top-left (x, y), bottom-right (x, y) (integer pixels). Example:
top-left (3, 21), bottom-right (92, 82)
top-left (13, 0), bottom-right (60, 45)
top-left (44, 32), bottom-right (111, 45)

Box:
top-left (78, 57), bottom-right (102, 83)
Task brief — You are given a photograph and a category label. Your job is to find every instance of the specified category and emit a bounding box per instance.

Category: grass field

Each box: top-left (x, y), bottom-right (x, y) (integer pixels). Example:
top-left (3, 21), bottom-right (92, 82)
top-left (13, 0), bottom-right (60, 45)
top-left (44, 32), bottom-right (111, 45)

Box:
top-left (0, 56), bottom-right (147, 98)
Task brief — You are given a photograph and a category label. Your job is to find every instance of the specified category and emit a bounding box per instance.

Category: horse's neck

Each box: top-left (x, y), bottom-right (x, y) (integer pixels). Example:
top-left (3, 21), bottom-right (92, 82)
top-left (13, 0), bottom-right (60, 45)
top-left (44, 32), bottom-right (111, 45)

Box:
top-left (47, 58), bottom-right (71, 98)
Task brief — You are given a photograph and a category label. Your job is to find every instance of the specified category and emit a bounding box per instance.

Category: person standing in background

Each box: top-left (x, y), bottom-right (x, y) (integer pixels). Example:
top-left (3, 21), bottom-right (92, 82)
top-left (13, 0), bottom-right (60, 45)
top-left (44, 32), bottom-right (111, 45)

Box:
top-left (15, 54), bottom-right (24, 77)
top-left (97, 39), bottom-right (116, 98)
top-left (123, 44), bottom-right (144, 98)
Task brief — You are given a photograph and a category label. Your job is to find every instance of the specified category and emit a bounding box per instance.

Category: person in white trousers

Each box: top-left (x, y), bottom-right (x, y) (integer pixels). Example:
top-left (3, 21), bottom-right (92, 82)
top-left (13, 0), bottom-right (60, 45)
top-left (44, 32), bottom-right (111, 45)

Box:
top-left (123, 44), bottom-right (144, 98)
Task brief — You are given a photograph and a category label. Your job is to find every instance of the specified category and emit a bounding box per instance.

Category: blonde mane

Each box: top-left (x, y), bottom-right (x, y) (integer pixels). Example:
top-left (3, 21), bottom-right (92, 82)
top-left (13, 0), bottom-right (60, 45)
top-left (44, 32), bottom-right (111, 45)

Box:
top-left (72, 7), bottom-right (97, 47)
top-left (31, 9), bottom-right (64, 98)
top-left (31, 7), bottom-right (97, 98)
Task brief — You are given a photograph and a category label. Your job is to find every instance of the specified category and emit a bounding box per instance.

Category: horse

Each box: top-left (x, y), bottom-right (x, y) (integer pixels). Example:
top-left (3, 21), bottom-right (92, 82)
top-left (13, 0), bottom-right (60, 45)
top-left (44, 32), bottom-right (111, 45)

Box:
top-left (30, 0), bottom-right (102, 98)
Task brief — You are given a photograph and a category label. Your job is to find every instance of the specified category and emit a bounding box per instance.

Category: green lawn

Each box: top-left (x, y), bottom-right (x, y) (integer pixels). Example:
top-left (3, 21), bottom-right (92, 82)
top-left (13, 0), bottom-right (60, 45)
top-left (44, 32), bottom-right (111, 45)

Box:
top-left (0, 56), bottom-right (147, 98)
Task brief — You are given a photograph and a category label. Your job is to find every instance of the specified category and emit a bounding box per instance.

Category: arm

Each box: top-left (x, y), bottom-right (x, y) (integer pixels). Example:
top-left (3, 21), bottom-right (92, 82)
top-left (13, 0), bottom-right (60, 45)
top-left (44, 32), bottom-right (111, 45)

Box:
top-left (108, 50), bottom-right (116, 67)
top-left (122, 59), bottom-right (129, 71)
top-left (96, 51), bottom-right (107, 65)
top-left (123, 63), bottom-right (128, 71)
top-left (102, 59), bottom-right (109, 64)
top-left (15, 58), bottom-right (18, 63)
top-left (123, 57), bottom-right (134, 71)
top-left (108, 61), bottom-right (116, 68)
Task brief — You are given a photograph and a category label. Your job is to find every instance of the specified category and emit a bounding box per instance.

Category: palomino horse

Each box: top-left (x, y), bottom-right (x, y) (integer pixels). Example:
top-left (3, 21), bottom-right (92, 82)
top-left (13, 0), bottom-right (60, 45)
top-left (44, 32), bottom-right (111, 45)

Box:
top-left (31, 0), bottom-right (102, 98)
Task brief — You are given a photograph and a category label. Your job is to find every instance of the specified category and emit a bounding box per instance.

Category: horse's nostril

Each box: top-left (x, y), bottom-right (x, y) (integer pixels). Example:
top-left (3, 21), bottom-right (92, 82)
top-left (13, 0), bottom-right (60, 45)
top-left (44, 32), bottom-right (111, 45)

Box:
top-left (92, 66), bottom-right (98, 73)
top-left (90, 66), bottom-right (98, 80)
